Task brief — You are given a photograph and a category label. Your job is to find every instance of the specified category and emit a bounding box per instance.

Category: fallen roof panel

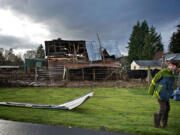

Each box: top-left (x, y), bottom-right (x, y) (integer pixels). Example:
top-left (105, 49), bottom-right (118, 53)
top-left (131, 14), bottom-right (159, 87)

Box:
top-left (0, 91), bottom-right (94, 110)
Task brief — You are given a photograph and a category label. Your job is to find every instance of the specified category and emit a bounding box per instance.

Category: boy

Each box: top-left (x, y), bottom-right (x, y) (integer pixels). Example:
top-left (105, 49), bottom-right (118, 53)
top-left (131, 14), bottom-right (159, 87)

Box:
top-left (148, 60), bottom-right (179, 128)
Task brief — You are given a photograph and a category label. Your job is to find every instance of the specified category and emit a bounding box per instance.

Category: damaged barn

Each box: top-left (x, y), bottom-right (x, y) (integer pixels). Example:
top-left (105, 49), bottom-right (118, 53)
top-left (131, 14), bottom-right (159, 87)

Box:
top-left (44, 38), bottom-right (122, 81)
top-left (66, 62), bottom-right (121, 81)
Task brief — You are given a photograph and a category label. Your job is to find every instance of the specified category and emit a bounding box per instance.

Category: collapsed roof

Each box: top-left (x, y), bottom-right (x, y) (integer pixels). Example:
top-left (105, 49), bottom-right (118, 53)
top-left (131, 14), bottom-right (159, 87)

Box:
top-left (86, 40), bottom-right (122, 61)
top-left (45, 39), bottom-right (122, 61)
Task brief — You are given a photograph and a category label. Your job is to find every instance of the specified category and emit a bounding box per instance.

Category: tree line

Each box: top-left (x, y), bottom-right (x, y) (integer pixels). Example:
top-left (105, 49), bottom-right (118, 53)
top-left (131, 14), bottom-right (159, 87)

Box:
top-left (0, 44), bottom-right (45, 67)
top-left (127, 20), bottom-right (180, 63)
top-left (169, 24), bottom-right (180, 53)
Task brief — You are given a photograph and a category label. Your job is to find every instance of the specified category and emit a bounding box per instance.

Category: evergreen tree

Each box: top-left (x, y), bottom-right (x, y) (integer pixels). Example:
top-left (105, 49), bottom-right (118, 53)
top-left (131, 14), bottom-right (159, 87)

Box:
top-left (139, 20), bottom-right (149, 58)
top-left (169, 25), bottom-right (180, 53)
top-left (0, 48), bottom-right (24, 66)
top-left (128, 20), bottom-right (163, 63)
top-left (13, 56), bottom-right (24, 67)
top-left (127, 21), bottom-right (140, 62)
top-left (142, 26), bottom-right (163, 60)
top-left (127, 20), bottom-right (149, 63)
top-left (36, 44), bottom-right (45, 59)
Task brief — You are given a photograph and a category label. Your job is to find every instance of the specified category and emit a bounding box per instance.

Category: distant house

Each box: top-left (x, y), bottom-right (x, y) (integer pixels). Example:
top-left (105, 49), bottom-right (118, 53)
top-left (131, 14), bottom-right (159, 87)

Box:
top-left (153, 52), bottom-right (180, 61)
top-left (131, 60), bottom-right (161, 70)
top-left (165, 53), bottom-right (180, 61)
top-left (153, 51), bottom-right (164, 60)
top-left (0, 66), bottom-right (19, 80)
top-left (0, 66), bottom-right (19, 71)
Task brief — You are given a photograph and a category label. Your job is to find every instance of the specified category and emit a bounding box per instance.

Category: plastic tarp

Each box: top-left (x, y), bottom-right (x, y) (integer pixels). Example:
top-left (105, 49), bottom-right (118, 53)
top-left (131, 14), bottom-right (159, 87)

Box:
top-left (0, 91), bottom-right (94, 110)
top-left (85, 40), bottom-right (122, 61)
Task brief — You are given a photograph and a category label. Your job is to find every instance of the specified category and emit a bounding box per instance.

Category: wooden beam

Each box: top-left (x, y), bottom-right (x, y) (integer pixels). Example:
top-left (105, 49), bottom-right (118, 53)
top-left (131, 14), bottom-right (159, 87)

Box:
top-left (66, 69), bottom-right (69, 81)
top-left (82, 68), bottom-right (84, 81)
top-left (73, 43), bottom-right (77, 61)
top-left (97, 32), bottom-right (105, 62)
top-left (93, 68), bottom-right (96, 81)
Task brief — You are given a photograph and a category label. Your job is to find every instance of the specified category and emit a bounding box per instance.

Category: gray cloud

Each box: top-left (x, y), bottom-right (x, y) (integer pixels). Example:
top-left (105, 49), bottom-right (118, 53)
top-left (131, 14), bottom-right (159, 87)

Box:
top-left (0, 35), bottom-right (37, 49)
top-left (0, 0), bottom-right (180, 54)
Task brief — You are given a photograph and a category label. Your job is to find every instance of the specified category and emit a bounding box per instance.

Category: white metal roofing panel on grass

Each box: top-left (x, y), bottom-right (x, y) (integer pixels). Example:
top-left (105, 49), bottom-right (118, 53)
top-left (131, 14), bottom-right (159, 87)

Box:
top-left (0, 91), bottom-right (94, 110)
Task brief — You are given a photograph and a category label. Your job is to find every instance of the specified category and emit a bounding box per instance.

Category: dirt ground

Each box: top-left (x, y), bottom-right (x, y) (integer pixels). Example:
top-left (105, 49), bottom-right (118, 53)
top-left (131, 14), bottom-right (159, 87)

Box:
top-left (1, 79), bottom-right (147, 88)
top-left (65, 80), bottom-right (147, 88)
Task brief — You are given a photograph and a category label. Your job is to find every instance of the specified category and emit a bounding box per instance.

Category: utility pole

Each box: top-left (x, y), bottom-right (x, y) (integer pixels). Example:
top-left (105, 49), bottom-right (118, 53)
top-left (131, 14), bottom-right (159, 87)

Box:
top-left (96, 32), bottom-right (105, 62)
top-left (35, 65), bottom-right (38, 81)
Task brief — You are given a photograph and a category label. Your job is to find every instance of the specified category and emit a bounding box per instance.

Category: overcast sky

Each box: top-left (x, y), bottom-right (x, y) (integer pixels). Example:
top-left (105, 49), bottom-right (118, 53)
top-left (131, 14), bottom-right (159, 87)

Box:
top-left (0, 0), bottom-right (179, 55)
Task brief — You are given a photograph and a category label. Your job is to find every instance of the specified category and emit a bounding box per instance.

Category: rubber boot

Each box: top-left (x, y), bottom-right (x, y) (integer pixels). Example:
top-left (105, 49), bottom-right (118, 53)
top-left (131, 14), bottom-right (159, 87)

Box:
top-left (162, 114), bottom-right (168, 128)
top-left (162, 121), bottom-right (168, 128)
top-left (154, 113), bottom-right (161, 128)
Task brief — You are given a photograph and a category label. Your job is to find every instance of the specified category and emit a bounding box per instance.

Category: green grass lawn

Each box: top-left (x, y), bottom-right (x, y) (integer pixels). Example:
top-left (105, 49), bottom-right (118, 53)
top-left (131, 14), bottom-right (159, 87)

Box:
top-left (0, 87), bottom-right (180, 135)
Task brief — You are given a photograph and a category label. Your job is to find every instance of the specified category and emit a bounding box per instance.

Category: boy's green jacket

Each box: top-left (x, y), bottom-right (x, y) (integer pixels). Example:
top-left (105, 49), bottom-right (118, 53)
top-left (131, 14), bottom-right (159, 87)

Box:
top-left (148, 68), bottom-right (178, 101)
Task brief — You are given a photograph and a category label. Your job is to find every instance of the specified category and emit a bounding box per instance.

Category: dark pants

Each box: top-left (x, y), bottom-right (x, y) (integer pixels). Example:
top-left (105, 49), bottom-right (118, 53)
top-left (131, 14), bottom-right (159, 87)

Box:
top-left (157, 99), bottom-right (170, 126)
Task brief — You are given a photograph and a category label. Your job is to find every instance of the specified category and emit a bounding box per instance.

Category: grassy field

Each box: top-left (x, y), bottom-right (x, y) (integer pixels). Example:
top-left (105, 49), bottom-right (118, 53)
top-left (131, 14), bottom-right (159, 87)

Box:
top-left (0, 87), bottom-right (180, 135)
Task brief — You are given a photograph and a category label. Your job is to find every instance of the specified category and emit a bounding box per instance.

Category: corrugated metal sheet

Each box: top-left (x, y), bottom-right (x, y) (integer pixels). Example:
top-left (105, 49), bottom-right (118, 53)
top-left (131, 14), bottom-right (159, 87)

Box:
top-left (165, 53), bottom-right (180, 61)
top-left (134, 60), bottom-right (161, 67)
top-left (85, 41), bottom-right (102, 61)
top-left (0, 91), bottom-right (94, 110)
top-left (85, 40), bottom-right (122, 61)
top-left (101, 40), bottom-right (122, 59)
top-left (0, 66), bottom-right (19, 69)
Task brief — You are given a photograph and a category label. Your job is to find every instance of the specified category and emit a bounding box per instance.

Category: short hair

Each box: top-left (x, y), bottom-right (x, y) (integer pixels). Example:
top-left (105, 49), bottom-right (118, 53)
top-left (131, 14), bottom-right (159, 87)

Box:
top-left (167, 60), bottom-right (179, 67)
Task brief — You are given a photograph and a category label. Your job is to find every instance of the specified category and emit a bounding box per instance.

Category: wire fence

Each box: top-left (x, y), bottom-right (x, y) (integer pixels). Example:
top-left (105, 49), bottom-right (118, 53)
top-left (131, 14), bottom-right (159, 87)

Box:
top-left (37, 67), bottom-right (123, 81)
top-left (0, 67), bottom-right (159, 82)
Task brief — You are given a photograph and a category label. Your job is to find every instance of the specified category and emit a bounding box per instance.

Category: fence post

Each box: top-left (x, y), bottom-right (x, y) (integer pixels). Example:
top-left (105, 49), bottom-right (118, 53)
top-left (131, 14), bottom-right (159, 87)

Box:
top-left (147, 65), bottom-right (152, 86)
top-left (63, 66), bottom-right (66, 80)
top-left (66, 68), bottom-right (69, 81)
top-left (93, 68), bottom-right (96, 81)
top-left (35, 66), bottom-right (38, 81)
top-left (82, 68), bottom-right (84, 81)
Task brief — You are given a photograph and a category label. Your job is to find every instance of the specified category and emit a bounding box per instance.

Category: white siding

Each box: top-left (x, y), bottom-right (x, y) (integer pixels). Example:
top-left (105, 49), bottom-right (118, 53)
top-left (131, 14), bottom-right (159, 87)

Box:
top-left (131, 61), bottom-right (161, 70)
